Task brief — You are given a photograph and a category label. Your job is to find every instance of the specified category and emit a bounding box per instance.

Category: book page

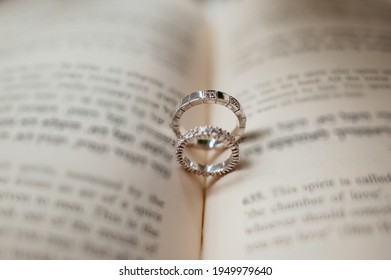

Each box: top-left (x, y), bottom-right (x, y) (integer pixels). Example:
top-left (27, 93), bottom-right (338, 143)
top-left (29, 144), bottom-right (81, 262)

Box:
top-left (203, 0), bottom-right (391, 259)
top-left (0, 0), bottom-right (208, 259)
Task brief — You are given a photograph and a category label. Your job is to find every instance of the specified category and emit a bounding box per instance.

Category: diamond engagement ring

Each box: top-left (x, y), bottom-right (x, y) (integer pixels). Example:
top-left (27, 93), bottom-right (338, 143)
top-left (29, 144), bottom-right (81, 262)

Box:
top-left (171, 90), bottom-right (246, 148)
top-left (176, 126), bottom-right (239, 176)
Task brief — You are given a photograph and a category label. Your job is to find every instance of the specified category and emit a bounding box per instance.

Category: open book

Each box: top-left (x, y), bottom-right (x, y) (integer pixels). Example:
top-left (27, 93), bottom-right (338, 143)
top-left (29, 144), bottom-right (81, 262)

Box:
top-left (0, 0), bottom-right (390, 259)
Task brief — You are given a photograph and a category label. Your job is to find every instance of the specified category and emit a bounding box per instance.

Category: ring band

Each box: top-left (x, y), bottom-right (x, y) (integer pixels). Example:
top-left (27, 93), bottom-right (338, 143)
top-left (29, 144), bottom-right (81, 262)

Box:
top-left (176, 126), bottom-right (239, 176)
top-left (171, 90), bottom-right (246, 147)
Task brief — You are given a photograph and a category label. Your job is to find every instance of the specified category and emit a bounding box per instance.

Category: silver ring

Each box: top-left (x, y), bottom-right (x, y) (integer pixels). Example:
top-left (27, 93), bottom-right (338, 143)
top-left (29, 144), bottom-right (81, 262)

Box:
top-left (176, 126), bottom-right (239, 176)
top-left (171, 90), bottom-right (246, 147)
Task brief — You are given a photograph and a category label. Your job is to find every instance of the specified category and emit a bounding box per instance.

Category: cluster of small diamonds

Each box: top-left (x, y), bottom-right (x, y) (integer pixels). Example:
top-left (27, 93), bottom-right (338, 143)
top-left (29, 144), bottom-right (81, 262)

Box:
top-left (229, 96), bottom-right (240, 109)
top-left (203, 91), bottom-right (216, 99)
top-left (176, 126), bottom-right (239, 176)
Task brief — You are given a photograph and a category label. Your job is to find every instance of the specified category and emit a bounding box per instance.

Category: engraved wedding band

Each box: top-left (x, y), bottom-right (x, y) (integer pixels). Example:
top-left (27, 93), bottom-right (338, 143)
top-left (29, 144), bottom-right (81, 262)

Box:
top-left (171, 90), bottom-right (246, 145)
top-left (176, 126), bottom-right (239, 176)
top-left (171, 90), bottom-right (246, 176)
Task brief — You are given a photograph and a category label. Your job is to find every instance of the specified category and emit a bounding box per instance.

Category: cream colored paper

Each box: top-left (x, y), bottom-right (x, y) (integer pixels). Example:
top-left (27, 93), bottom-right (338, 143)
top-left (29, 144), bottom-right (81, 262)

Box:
top-left (0, 0), bottom-right (207, 259)
top-left (203, 0), bottom-right (391, 259)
